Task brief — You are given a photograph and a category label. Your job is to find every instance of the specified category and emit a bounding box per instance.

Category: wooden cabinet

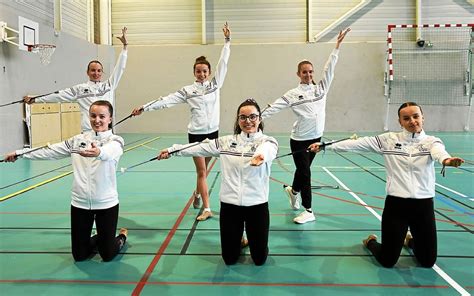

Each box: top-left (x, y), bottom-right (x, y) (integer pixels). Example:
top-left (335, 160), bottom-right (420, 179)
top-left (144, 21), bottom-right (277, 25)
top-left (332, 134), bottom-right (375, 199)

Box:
top-left (60, 103), bottom-right (81, 140)
top-left (30, 103), bottom-right (61, 148)
top-left (28, 103), bottom-right (81, 148)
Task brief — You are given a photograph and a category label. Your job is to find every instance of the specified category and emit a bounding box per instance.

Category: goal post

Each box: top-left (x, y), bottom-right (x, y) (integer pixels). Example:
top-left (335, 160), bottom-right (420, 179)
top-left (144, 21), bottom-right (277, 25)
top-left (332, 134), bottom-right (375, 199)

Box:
top-left (384, 24), bottom-right (473, 131)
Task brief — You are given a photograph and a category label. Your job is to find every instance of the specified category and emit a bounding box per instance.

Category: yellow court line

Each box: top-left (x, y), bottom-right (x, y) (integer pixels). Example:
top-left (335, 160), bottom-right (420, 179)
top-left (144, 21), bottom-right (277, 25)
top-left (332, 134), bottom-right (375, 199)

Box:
top-left (124, 136), bottom-right (160, 152)
top-left (0, 136), bottom-right (161, 203)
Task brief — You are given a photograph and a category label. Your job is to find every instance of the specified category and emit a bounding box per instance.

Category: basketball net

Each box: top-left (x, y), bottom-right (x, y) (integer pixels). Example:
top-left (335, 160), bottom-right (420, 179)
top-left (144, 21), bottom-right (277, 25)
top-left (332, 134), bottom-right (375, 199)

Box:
top-left (27, 44), bottom-right (56, 65)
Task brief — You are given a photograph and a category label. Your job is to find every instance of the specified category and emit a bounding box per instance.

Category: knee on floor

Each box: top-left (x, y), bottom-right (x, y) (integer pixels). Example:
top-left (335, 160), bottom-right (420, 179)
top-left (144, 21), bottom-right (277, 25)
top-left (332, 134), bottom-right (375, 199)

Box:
top-left (222, 254), bottom-right (239, 265)
top-left (72, 252), bottom-right (90, 262)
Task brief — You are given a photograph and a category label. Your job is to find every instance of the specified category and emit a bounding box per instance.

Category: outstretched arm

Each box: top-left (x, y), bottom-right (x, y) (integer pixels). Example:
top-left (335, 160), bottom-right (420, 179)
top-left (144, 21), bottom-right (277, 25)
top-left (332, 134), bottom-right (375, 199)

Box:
top-left (214, 22), bottom-right (231, 88)
top-left (132, 89), bottom-right (188, 116)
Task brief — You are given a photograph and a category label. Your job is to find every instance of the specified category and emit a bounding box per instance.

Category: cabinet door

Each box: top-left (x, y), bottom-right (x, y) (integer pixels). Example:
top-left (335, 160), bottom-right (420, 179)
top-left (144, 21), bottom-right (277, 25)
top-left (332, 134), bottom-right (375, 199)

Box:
top-left (31, 103), bottom-right (61, 114)
top-left (61, 111), bottom-right (81, 140)
top-left (30, 113), bottom-right (61, 147)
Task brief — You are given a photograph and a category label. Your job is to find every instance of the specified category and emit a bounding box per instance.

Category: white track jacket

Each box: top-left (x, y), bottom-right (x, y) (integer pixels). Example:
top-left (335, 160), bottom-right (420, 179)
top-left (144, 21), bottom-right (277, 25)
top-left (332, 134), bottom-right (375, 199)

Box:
top-left (16, 130), bottom-right (124, 210)
top-left (36, 49), bottom-right (128, 131)
top-left (142, 41), bottom-right (231, 134)
top-left (261, 49), bottom-right (339, 141)
top-left (168, 131), bottom-right (278, 206)
top-left (329, 129), bottom-right (451, 199)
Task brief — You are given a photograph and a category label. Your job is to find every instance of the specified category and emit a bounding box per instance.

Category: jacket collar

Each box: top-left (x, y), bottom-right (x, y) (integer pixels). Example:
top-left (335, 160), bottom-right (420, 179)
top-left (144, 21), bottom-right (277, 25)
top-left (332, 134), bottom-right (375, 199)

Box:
top-left (239, 130), bottom-right (262, 141)
top-left (91, 129), bottom-right (113, 139)
top-left (401, 128), bottom-right (426, 140)
top-left (298, 83), bottom-right (314, 91)
top-left (194, 80), bottom-right (211, 89)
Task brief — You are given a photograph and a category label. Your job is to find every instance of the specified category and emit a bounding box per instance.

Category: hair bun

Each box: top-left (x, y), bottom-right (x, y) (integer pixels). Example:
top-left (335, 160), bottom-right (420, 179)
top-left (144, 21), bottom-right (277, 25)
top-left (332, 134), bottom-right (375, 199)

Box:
top-left (195, 56), bottom-right (207, 62)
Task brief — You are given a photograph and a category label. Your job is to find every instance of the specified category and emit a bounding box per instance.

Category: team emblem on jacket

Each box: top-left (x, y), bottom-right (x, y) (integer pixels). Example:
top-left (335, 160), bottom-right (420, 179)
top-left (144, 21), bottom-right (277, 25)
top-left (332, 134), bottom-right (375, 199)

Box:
top-left (394, 143), bottom-right (402, 149)
top-left (416, 144), bottom-right (428, 152)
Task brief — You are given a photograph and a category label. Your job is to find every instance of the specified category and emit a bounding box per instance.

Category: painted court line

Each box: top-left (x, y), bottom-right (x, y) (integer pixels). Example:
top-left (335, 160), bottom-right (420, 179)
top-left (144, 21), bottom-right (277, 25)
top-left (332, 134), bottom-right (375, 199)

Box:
top-left (322, 167), bottom-right (470, 296)
top-left (132, 158), bottom-right (217, 295)
top-left (322, 167), bottom-right (381, 220)
top-left (435, 183), bottom-right (468, 198)
top-left (0, 279), bottom-right (458, 290)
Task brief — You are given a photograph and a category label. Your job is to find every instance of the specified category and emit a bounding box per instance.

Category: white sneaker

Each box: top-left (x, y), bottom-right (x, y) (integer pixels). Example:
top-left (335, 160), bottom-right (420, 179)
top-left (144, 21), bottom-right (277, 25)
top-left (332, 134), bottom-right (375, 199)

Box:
top-left (293, 210), bottom-right (315, 224)
top-left (284, 186), bottom-right (300, 210)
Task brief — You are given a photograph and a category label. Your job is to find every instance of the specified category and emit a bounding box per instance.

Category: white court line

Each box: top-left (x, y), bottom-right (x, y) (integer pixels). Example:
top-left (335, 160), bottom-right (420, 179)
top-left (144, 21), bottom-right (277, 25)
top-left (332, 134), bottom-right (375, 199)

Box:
top-left (322, 167), bottom-right (470, 296)
top-left (322, 167), bottom-right (381, 220)
top-left (435, 183), bottom-right (468, 198)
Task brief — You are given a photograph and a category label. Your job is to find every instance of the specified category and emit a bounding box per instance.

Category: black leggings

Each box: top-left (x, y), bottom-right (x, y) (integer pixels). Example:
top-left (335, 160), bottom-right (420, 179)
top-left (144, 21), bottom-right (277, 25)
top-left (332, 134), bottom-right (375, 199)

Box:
top-left (290, 138), bottom-right (319, 209)
top-left (220, 202), bottom-right (269, 266)
top-left (367, 195), bottom-right (437, 268)
top-left (71, 204), bottom-right (126, 262)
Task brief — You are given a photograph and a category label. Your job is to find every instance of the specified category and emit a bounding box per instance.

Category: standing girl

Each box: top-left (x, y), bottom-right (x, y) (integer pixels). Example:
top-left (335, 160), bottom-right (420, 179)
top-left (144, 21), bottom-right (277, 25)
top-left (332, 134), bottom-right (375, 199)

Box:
top-left (131, 23), bottom-right (231, 221)
top-left (24, 27), bottom-right (129, 132)
top-left (261, 28), bottom-right (350, 224)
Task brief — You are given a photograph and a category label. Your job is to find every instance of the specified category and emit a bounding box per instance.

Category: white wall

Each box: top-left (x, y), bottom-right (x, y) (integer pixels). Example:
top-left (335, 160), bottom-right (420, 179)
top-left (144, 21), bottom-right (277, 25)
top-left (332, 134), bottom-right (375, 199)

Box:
top-left (114, 41), bottom-right (473, 135)
top-left (1, 0), bottom-right (473, 156)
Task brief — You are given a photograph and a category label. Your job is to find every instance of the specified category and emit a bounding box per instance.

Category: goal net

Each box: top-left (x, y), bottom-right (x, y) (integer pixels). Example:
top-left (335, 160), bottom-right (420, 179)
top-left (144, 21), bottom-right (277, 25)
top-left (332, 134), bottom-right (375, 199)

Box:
top-left (386, 24), bottom-right (472, 106)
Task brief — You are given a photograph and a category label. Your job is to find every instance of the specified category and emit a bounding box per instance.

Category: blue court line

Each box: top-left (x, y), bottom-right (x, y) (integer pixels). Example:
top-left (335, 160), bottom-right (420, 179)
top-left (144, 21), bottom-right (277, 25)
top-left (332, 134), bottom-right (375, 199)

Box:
top-left (436, 195), bottom-right (474, 219)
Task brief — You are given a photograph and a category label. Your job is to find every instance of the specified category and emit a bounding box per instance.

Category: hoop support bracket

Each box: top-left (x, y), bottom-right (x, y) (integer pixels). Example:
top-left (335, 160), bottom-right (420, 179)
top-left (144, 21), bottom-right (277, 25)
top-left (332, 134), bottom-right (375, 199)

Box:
top-left (0, 21), bottom-right (19, 46)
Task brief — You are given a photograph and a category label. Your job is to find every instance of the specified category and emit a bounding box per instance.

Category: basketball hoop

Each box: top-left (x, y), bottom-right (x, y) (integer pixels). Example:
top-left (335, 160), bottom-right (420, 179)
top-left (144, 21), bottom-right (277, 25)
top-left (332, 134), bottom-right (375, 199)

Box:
top-left (27, 44), bottom-right (56, 65)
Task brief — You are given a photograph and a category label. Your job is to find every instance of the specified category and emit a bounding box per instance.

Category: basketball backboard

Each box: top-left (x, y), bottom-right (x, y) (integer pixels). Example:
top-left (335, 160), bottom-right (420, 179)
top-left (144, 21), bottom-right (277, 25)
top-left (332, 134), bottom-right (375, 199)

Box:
top-left (18, 16), bottom-right (39, 51)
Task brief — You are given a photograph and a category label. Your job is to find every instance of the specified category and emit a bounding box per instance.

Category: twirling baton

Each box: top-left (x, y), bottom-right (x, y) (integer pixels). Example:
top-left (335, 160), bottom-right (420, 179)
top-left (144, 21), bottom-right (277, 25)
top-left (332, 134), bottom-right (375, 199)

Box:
top-left (119, 139), bottom-right (211, 173)
top-left (275, 134), bottom-right (358, 159)
top-left (1, 143), bottom-right (51, 162)
top-left (0, 91), bottom-right (60, 108)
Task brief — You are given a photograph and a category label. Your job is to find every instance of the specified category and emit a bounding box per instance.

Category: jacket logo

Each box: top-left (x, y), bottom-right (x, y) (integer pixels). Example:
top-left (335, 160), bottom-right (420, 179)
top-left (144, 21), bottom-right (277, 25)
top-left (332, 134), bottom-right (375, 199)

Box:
top-left (417, 144), bottom-right (428, 152)
top-left (79, 142), bottom-right (87, 148)
top-left (84, 89), bottom-right (89, 93)
top-left (298, 95), bottom-right (304, 100)
top-left (230, 142), bottom-right (237, 148)
top-left (394, 143), bottom-right (402, 149)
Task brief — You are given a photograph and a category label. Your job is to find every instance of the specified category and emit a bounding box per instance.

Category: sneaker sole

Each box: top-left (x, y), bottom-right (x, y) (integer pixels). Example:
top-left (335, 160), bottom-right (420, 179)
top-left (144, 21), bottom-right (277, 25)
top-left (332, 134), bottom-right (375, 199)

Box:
top-left (293, 217), bottom-right (316, 224)
top-left (196, 212), bottom-right (212, 221)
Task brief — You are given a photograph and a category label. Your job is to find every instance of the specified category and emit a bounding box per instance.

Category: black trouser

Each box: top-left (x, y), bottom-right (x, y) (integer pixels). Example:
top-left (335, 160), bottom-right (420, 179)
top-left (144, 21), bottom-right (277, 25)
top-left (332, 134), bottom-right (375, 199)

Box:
top-left (71, 204), bottom-right (126, 262)
top-left (367, 195), bottom-right (437, 268)
top-left (220, 202), bottom-right (269, 266)
top-left (290, 138), bottom-right (319, 209)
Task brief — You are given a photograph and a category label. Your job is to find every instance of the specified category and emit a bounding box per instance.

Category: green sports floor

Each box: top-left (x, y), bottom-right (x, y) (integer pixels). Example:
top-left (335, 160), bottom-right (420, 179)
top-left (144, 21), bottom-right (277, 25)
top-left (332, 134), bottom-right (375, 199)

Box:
top-left (1, 132), bottom-right (473, 295)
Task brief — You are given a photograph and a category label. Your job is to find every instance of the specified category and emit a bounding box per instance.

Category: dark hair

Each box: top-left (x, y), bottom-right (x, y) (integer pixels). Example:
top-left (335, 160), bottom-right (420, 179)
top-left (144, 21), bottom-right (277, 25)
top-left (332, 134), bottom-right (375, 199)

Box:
top-left (87, 60), bottom-right (103, 72)
top-left (90, 100), bottom-right (114, 129)
top-left (297, 60), bottom-right (316, 85)
top-left (193, 56), bottom-right (211, 72)
top-left (397, 102), bottom-right (423, 118)
top-left (233, 98), bottom-right (264, 134)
